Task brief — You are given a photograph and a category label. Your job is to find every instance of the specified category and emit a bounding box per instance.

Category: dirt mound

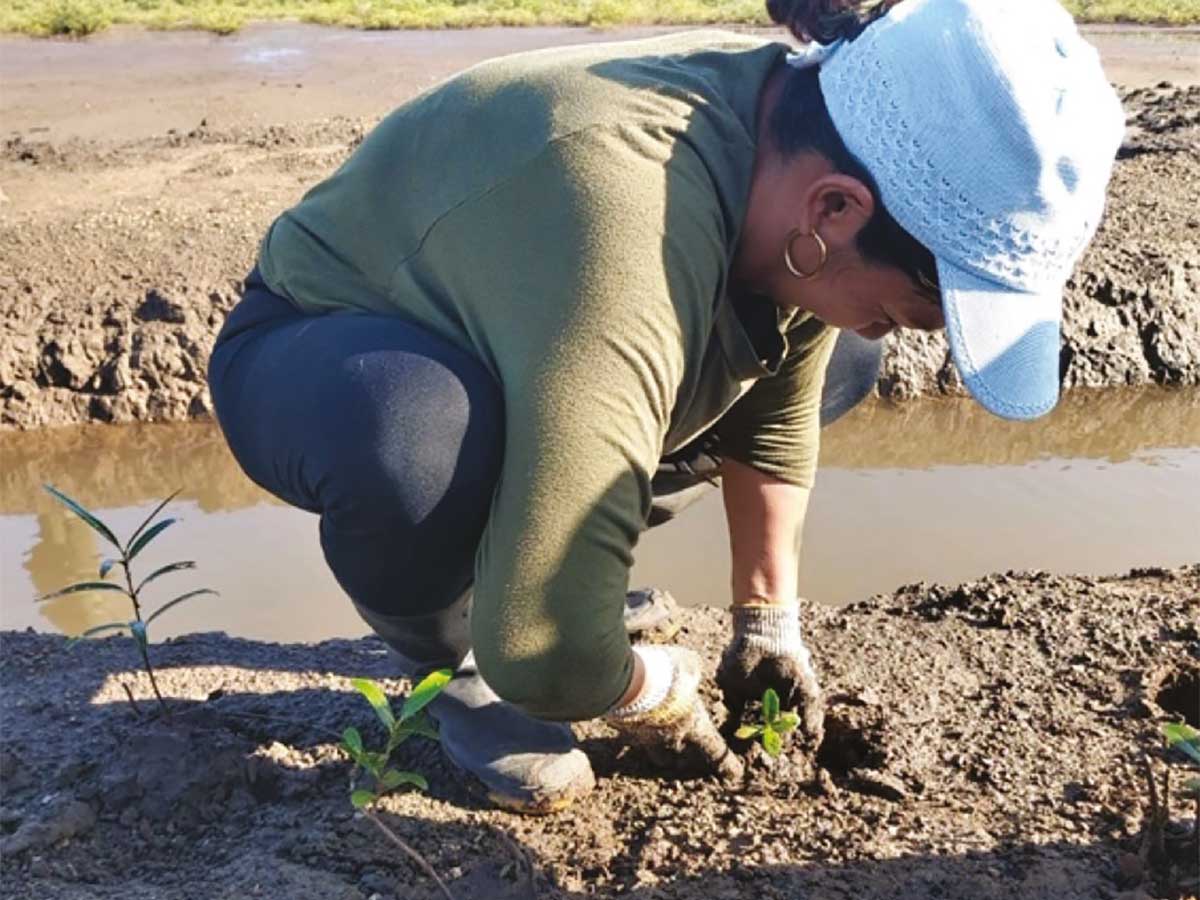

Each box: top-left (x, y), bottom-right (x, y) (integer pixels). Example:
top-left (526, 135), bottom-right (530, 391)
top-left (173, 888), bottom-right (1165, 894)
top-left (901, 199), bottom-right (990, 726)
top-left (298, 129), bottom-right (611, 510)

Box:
top-left (2, 85), bottom-right (1199, 429)
top-left (2, 566), bottom-right (1197, 899)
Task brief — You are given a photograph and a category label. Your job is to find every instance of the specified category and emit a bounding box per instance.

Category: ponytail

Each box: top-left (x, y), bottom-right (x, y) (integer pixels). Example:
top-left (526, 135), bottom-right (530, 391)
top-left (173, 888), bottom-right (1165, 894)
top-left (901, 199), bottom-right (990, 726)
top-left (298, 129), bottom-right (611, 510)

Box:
top-left (766, 0), bottom-right (898, 45)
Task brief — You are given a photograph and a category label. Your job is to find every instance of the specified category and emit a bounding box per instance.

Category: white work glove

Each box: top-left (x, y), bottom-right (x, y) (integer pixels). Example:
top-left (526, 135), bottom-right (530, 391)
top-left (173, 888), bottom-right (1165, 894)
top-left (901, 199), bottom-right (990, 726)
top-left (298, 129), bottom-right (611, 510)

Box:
top-left (605, 645), bottom-right (744, 783)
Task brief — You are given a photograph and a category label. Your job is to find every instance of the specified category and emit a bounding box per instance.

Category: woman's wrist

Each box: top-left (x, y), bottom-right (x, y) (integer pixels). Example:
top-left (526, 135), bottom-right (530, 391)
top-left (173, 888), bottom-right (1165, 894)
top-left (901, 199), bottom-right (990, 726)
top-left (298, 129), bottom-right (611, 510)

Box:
top-left (729, 604), bottom-right (806, 658)
top-left (606, 646), bottom-right (674, 719)
top-left (732, 592), bottom-right (796, 608)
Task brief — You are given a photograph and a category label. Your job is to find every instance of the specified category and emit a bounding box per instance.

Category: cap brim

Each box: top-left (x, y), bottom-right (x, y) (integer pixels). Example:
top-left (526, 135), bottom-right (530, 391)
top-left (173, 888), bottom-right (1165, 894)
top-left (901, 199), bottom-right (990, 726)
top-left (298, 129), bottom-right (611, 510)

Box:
top-left (939, 260), bottom-right (1062, 421)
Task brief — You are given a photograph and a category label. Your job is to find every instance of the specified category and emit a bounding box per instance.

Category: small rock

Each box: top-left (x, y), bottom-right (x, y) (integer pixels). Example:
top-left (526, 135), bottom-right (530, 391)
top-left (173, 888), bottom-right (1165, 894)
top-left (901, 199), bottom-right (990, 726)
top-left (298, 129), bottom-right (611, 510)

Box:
top-left (0, 799), bottom-right (96, 855)
top-left (846, 768), bottom-right (908, 802)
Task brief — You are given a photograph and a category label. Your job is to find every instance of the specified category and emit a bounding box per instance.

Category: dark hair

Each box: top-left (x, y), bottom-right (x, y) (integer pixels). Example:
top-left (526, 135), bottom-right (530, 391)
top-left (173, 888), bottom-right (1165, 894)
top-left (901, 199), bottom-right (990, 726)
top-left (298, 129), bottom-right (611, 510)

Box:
top-left (766, 0), bottom-right (940, 293)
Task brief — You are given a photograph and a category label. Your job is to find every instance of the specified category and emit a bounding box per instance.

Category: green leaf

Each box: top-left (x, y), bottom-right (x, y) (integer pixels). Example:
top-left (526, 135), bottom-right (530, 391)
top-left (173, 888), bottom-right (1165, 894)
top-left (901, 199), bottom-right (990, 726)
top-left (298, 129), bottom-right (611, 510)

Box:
top-left (134, 561), bottom-right (196, 595)
top-left (774, 711), bottom-right (801, 733)
top-left (1162, 722), bottom-right (1200, 744)
top-left (43, 484), bottom-right (122, 552)
top-left (762, 688), bottom-right (780, 723)
top-left (762, 726), bottom-right (783, 757)
top-left (1175, 740), bottom-right (1200, 766)
top-left (386, 715), bottom-right (439, 754)
top-left (99, 558), bottom-right (118, 579)
top-left (350, 789), bottom-right (375, 809)
top-left (400, 668), bottom-right (452, 722)
top-left (124, 490), bottom-right (181, 556)
top-left (37, 581), bottom-right (129, 603)
top-left (342, 726), bottom-right (364, 758)
top-left (1163, 722), bottom-right (1200, 765)
top-left (351, 678), bottom-right (396, 731)
top-left (145, 588), bottom-right (217, 626)
top-left (126, 518), bottom-right (176, 562)
top-left (396, 717), bottom-right (440, 742)
top-left (379, 769), bottom-right (428, 792)
top-left (67, 621), bottom-right (130, 646)
top-left (364, 751), bottom-right (388, 777)
top-left (130, 620), bottom-right (148, 648)
top-left (734, 725), bottom-right (763, 740)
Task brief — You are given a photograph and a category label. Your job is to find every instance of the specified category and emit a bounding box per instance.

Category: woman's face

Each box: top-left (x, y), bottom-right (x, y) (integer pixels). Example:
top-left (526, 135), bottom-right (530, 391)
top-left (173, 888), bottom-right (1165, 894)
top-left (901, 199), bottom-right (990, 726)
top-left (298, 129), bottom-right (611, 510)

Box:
top-left (733, 160), bottom-right (946, 340)
top-left (771, 242), bottom-right (946, 339)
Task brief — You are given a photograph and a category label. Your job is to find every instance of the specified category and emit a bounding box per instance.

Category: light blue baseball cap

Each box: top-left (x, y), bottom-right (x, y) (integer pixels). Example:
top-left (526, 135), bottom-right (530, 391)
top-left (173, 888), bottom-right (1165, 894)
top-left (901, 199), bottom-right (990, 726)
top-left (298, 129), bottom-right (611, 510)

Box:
top-left (790, 0), bottom-right (1126, 420)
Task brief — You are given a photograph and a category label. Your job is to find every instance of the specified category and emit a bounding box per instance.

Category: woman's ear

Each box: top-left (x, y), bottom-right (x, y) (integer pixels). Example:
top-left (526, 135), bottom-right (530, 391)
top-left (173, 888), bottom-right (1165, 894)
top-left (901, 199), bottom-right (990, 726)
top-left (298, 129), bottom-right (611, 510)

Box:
top-left (804, 174), bottom-right (876, 249)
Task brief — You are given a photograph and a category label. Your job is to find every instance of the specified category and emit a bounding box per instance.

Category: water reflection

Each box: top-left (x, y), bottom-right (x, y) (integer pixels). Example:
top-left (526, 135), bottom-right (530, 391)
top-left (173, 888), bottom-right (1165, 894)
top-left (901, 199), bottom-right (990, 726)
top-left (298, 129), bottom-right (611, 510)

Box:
top-left (1, 423), bottom-right (278, 637)
top-left (0, 423), bottom-right (267, 515)
top-left (817, 386), bottom-right (1200, 467)
top-left (1, 388), bottom-right (1198, 640)
top-left (2, 388), bottom-right (1196, 518)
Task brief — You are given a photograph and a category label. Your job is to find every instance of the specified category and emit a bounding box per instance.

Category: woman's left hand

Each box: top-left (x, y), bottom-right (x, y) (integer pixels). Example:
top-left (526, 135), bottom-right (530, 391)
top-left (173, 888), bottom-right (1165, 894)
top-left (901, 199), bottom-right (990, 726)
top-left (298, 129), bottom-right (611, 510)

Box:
top-left (606, 646), bottom-right (745, 783)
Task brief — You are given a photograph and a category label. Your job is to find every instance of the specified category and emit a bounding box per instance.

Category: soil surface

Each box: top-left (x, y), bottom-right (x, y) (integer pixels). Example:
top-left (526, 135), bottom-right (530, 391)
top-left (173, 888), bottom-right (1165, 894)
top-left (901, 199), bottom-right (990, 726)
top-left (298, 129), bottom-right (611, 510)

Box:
top-left (1, 26), bottom-right (1198, 429)
top-left (2, 567), bottom-right (1198, 899)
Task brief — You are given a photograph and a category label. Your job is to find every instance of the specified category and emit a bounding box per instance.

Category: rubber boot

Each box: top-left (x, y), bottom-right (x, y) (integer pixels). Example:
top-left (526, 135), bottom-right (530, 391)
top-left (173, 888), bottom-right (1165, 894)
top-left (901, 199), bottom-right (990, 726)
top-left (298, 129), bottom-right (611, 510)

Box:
top-left (353, 595), bottom-right (594, 814)
top-left (623, 586), bottom-right (681, 643)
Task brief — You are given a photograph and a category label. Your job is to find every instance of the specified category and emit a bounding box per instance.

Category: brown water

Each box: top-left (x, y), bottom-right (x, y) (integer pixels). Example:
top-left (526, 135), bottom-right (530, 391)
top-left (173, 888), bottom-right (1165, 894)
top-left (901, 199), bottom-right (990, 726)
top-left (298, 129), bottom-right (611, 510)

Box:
top-left (2, 388), bottom-right (1198, 642)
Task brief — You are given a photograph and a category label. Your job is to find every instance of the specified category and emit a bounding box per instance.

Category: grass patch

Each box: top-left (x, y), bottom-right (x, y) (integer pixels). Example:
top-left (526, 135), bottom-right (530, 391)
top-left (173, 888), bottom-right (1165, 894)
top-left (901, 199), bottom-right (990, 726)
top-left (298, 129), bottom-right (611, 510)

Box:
top-left (1, 0), bottom-right (1196, 38)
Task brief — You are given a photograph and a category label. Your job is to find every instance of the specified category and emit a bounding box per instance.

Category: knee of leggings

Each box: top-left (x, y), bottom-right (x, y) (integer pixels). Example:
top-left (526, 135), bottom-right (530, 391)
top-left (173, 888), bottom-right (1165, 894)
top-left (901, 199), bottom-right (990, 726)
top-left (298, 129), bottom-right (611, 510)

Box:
top-left (319, 354), bottom-right (504, 527)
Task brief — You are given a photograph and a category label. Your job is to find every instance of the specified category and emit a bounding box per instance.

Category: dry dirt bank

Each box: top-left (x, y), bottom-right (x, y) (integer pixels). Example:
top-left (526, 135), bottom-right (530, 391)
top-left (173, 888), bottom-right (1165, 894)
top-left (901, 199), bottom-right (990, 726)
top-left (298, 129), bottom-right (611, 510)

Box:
top-left (0, 30), bottom-right (1198, 429)
top-left (2, 566), bottom-right (1198, 899)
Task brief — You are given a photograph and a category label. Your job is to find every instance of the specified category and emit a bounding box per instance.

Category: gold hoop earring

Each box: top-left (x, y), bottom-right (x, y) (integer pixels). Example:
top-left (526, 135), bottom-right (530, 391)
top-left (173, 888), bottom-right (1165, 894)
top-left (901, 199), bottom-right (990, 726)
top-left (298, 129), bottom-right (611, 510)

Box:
top-left (784, 228), bottom-right (827, 280)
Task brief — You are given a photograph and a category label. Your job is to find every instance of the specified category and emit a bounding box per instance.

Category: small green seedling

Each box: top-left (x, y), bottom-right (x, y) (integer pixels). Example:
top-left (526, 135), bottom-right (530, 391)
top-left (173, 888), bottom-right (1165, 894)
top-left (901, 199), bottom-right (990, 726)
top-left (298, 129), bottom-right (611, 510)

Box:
top-left (1162, 722), bottom-right (1200, 794)
top-left (37, 485), bottom-right (216, 715)
top-left (1161, 721), bottom-right (1200, 863)
top-left (1162, 722), bottom-right (1200, 767)
top-left (734, 687), bottom-right (801, 757)
top-left (341, 670), bottom-right (452, 809)
top-left (341, 671), bottom-right (457, 900)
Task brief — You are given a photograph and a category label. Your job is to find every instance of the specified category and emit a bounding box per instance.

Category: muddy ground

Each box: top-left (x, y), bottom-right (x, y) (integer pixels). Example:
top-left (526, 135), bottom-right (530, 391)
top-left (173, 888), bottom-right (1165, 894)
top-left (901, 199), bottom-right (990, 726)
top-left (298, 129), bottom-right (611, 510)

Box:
top-left (2, 567), bottom-right (1198, 899)
top-left (1, 28), bottom-right (1199, 428)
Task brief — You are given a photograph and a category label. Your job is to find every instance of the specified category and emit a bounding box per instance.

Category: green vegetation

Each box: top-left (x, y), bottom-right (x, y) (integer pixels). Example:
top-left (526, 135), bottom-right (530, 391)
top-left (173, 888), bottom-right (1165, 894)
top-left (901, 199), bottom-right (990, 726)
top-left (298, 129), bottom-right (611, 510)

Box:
top-left (37, 485), bottom-right (217, 716)
top-left (341, 672), bottom-right (450, 809)
top-left (1162, 722), bottom-right (1200, 790)
top-left (341, 672), bottom-right (456, 900)
top-left (734, 687), bottom-right (801, 757)
top-left (2, 0), bottom-right (1196, 38)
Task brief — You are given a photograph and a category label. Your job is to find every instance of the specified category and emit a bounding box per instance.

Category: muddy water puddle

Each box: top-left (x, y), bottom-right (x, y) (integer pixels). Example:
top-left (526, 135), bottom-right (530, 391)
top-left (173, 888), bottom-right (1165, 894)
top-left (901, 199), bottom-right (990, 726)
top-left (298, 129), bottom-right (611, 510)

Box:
top-left (1, 388), bottom-right (1197, 642)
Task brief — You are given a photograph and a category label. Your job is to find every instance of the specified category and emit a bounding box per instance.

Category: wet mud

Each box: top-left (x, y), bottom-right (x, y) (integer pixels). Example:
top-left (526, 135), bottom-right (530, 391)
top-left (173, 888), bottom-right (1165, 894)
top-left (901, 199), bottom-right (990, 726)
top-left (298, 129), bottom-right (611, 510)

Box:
top-left (2, 567), bottom-right (1198, 899)
top-left (0, 37), bottom-right (1198, 427)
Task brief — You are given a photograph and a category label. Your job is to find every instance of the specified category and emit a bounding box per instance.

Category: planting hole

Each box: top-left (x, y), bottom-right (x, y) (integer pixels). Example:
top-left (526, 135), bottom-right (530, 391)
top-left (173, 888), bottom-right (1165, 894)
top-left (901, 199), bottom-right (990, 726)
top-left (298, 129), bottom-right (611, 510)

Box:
top-left (1155, 664), bottom-right (1199, 729)
top-left (816, 714), bottom-right (885, 775)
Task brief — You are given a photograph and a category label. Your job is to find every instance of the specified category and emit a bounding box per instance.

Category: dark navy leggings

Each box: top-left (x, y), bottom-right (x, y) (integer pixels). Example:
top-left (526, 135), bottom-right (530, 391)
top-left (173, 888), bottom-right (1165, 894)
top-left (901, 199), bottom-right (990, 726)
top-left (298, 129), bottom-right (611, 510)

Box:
top-left (207, 271), bottom-right (880, 620)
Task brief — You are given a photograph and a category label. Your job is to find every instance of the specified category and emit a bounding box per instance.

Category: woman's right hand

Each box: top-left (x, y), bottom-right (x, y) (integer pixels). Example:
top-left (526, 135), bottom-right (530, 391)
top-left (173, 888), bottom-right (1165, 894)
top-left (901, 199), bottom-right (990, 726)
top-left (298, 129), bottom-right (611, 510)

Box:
top-left (605, 646), bottom-right (744, 783)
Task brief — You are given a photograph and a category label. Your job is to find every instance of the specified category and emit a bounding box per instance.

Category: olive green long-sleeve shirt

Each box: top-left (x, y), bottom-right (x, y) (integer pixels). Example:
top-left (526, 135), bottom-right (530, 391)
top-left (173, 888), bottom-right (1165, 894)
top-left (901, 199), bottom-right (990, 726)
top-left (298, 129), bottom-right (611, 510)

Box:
top-left (257, 30), bottom-right (836, 719)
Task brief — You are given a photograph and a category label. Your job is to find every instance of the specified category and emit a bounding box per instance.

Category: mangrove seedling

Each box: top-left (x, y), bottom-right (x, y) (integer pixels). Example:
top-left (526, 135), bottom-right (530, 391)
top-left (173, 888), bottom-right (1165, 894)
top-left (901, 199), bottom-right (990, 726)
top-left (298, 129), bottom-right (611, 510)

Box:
top-left (37, 485), bottom-right (216, 715)
top-left (341, 671), bottom-right (455, 899)
top-left (734, 687), bottom-right (801, 757)
top-left (1162, 722), bottom-right (1200, 768)
top-left (1162, 722), bottom-right (1200, 839)
top-left (341, 671), bottom-right (451, 807)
